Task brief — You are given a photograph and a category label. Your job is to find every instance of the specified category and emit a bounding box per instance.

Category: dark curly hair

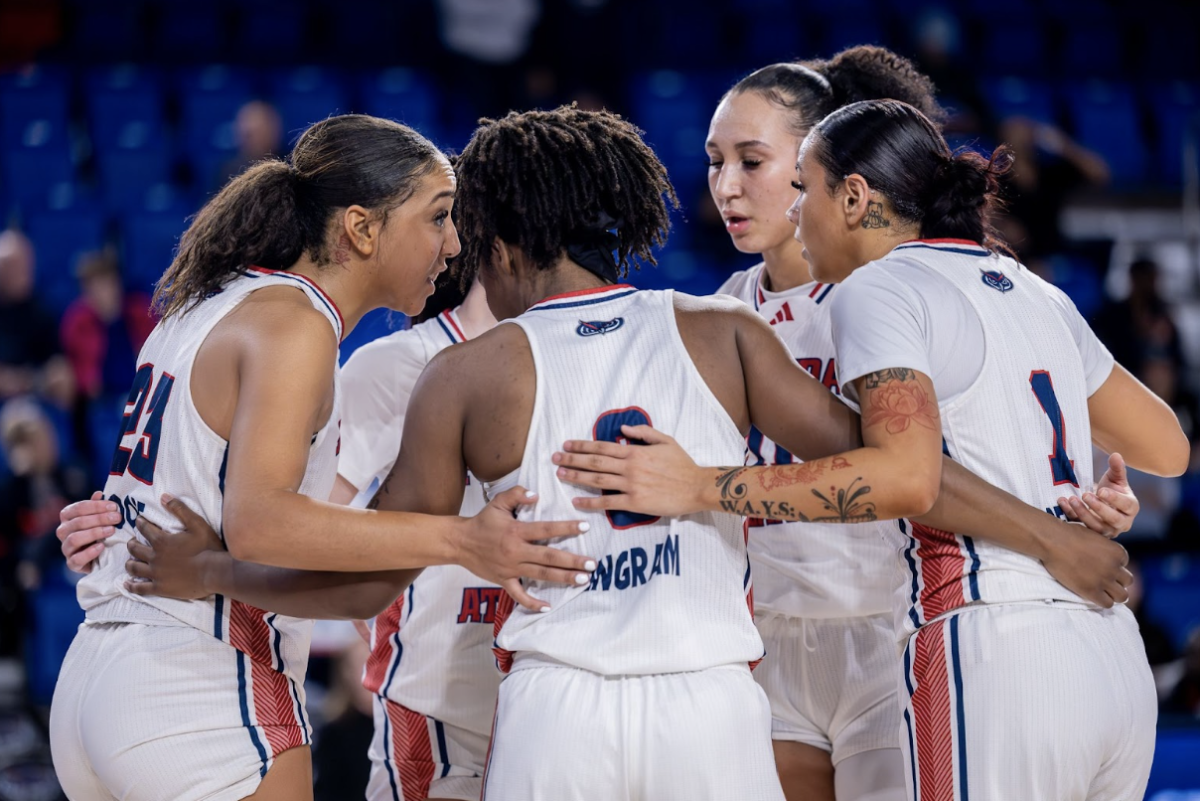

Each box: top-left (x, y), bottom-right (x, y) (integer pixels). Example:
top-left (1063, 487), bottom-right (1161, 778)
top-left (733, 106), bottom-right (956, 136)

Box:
top-left (727, 45), bottom-right (945, 137)
top-left (452, 106), bottom-right (678, 284)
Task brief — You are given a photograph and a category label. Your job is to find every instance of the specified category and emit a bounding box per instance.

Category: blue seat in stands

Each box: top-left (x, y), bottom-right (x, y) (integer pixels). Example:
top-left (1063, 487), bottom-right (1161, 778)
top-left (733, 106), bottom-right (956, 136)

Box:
top-left (1064, 80), bottom-right (1148, 185)
top-left (152, 5), bottom-right (225, 61)
top-left (234, 3), bottom-right (306, 62)
top-left (0, 130), bottom-right (73, 214)
top-left (980, 76), bottom-right (1057, 124)
top-left (360, 68), bottom-right (439, 141)
top-left (1061, 24), bottom-right (1124, 78)
top-left (177, 65), bottom-right (257, 154)
top-left (1149, 81), bottom-right (1199, 185)
top-left (25, 199), bottom-right (107, 314)
top-left (86, 65), bottom-right (164, 151)
top-left (1141, 554), bottom-right (1200, 652)
top-left (97, 139), bottom-right (174, 213)
top-left (268, 66), bottom-right (351, 146)
top-left (121, 208), bottom-right (190, 295)
top-left (0, 65), bottom-right (69, 148)
top-left (980, 23), bottom-right (1047, 76)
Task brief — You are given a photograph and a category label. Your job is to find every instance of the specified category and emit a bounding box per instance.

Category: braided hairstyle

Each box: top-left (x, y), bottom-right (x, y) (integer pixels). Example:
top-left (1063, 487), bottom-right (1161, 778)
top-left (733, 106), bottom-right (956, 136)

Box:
top-left (452, 106), bottom-right (678, 283)
top-left (727, 45), bottom-right (945, 137)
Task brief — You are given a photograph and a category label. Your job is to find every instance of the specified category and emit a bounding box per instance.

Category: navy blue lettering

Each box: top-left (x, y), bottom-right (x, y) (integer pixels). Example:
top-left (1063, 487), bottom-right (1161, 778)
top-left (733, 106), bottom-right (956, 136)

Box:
top-left (614, 551), bottom-right (631, 590)
top-left (663, 533), bottom-right (679, 575)
top-left (586, 535), bottom-right (679, 592)
top-left (630, 548), bottom-right (648, 587)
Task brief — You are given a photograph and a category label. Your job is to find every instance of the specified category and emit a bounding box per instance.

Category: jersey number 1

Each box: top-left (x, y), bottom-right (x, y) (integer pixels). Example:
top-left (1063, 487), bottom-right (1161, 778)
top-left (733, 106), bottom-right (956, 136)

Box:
top-left (1029, 370), bottom-right (1079, 487)
top-left (593, 407), bottom-right (660, 529)
top-left (110, 362), bottom-right (176, 485)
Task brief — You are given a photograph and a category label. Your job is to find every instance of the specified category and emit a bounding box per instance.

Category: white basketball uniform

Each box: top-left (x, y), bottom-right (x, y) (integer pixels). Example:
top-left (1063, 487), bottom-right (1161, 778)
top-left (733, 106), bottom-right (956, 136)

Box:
top-left (340, 308), bottom-right (499, 801)
top-left (51, 267), bottom-right (343, 801)
top-left (719, 265), bottom-right (903, 771)
top-left (481, 285), bottom-right (783, 801)
top-left (831, 239), bottom-right (1155, 801)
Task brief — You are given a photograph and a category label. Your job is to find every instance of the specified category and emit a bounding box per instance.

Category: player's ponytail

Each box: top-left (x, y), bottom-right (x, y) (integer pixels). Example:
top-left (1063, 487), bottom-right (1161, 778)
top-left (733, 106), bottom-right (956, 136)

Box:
top-left (154, 114), bottom-right (443, 318)
top-left (809, 99), bottom-right (1012, 255)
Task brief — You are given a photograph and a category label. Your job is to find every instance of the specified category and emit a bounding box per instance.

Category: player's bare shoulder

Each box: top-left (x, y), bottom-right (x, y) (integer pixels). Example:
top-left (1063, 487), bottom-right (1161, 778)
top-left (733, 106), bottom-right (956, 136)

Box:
top-left (421, 321), bottom-right (533, 402)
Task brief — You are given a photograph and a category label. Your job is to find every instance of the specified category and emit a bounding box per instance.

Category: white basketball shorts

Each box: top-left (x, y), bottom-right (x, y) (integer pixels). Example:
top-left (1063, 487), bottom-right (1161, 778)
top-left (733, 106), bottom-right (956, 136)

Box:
top-left (900, 602), bottom-right (1155, 801)
top-left (481, 660), bottom-right (784, 801)
top-left (366, 694), bottom-right (488, 801)
top-left (755, 612), bottom-right (901, 764)
top-left (50, 620), bottom-right (310, 801)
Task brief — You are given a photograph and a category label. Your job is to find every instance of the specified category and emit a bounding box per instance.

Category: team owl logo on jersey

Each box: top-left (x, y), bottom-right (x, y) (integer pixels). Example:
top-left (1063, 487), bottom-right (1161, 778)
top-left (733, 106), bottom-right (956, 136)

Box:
top-left (981, 271), bottom-right (1013, 293)
top-left (576, 317), bottom-right (624, 337)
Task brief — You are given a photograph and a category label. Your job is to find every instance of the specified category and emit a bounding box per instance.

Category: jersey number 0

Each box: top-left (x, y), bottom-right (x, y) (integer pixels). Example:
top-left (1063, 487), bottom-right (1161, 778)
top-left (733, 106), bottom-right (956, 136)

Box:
top-left (592, 407), bottom-right (661, 530)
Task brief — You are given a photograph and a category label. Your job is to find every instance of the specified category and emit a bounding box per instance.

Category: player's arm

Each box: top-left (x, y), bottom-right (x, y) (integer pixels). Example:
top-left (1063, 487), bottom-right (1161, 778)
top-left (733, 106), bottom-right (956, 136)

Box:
top-left (1087, 363), bottom-right (1188, 477)
top-left (218, 305), bottom-right (588, 583)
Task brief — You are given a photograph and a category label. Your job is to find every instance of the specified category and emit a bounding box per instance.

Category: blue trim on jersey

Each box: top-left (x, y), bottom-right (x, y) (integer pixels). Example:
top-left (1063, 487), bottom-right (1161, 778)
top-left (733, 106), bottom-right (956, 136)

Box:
top-left (214, 442), bottom-right (230, 640)
top-left (950, 616), bottom-right (970, 801)
top-left (814, 284), bottom-right (834, 304)
top-left (963, 537), bottom-right (981, 601)
top-left (435, 315), bottom-right (458, 345)
top-left (379, 697), bottom-right (401, 801)
top-left (941, 437), bottom-right (951, 457)
top-left (408, 582), bottom-right (415, 614)
top-left (237, 651), bottom-right (270, 777)
top-left (895, 243), bottom-right (988, 258)
top-left (267, 613), bottom-right (283, 672)
top-left (528, 288), bottom-right (637, 312)
top-left (381, 633), bottom-right (404, 697)
top-left (434, 719), bottom-right (451, 778)
top-left (903, 709), bottom-right (919, 801)
top-left (743, 554), bottom-right (752, 590)
top-left (900, 519), bottom-right (922, 628)
top-left (289, 676), bottom-right (310, 745)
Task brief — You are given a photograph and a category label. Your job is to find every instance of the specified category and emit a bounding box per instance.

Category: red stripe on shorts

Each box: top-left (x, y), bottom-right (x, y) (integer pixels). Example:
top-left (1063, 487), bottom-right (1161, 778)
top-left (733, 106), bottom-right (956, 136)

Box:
top-left (912, 523), bottom-right (968, 621)
top-left (363, 596), bottom-right (404, 694)
top-left (386, 700), bottom-right (434, 801)
top-left (912, 621), bottom-right (956, 801)
top-left (491, 591), bottom-right (516, 673)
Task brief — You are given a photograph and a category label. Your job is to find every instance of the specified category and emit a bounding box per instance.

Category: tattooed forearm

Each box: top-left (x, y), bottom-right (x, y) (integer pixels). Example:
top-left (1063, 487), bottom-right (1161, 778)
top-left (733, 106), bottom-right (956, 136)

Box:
top-left (714, 465), bottom-right (877, 523)
top-left (861, 371), bottom-right (940, 435)
top-left (862, 200), bottom-right (890, 229)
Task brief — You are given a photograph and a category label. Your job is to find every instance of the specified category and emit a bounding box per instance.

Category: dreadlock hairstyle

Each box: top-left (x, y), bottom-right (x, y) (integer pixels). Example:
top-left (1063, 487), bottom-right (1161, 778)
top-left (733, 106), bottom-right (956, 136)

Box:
top-left (726, 45), bottom-right (945, 137)
top-left (452, 106), bottom-right (678, 284)
top-left (154, 114), bottom-right (443, 318)
top-left (809, 100), bottom-right (1013, 255)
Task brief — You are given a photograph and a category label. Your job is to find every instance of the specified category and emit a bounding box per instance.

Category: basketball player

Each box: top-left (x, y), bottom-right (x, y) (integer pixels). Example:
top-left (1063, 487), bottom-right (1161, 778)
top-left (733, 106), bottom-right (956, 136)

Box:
top-left (47, 114), bottom-right (591, 801)
top-left (702, 48), bottom-right (1138, 801)
top-left (554, 100), bottom-right (1188, 800)
top-left (116, 106), bottom-right (1138, 801)
top-left (339, 275), bottom-right (501, 801)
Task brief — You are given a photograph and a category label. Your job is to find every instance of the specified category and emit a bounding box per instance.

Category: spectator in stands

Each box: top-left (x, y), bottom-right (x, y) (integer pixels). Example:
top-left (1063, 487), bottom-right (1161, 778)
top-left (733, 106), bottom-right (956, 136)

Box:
top-left (995, 116), bottom-right (1110, 259)
top-left (215, 100), bottom-right (283, 191)
top-left (1094, 258), bottom-right (1189, 395)
top-left (0, 397), bottom-right (88, 659)
top-left (312, 636), bottom-right (373, 801)
top-left (0, 231), bottom-right (72, 408)
top-left (60, 248), bottom-right (154, 405)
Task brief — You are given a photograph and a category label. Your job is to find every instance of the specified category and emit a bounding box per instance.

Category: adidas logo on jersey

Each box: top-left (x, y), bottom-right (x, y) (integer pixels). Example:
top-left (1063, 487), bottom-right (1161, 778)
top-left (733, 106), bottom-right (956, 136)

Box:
top-left (576, 318), bottom-right (624, 337)
top-left (981, 271), bottom-right (1013, 293)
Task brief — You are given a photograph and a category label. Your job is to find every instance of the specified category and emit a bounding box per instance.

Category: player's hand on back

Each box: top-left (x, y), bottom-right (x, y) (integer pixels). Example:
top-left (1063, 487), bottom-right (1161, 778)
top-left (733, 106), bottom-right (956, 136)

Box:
top-left (124, 494), bottom-right (226, 600)
top-left (1057, 452), bottom-right (1140, 538)
top-left (58, 491), bottom-right (122, 573)
top-left (553, 425), bottom-right (709, 517)
top-left (1038, 517), bottom-right (1133, 608)
top-left (459, 485), bottom-right (596, 613)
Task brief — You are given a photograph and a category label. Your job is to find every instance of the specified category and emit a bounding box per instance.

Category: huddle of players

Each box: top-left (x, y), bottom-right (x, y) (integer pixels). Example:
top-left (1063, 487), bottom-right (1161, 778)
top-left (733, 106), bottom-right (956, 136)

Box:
top-left (51, 45), bottom-right (1185, 801)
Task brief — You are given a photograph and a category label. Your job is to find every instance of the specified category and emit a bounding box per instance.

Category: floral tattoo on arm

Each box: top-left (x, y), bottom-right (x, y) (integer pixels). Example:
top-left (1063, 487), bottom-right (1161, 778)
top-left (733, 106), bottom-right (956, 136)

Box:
top-left (861, 368), bottom-right (940, 435)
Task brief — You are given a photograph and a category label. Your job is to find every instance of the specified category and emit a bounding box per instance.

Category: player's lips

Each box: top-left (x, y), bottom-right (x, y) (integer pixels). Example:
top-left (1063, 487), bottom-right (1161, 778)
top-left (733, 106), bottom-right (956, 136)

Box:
top-left (723, 215), bottom-right (750, 234)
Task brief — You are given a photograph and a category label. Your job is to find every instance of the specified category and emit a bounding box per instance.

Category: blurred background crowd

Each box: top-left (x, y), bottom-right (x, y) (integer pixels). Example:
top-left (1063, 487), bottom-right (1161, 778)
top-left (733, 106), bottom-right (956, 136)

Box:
top-left (0, 0), bottom-right (1198, 797)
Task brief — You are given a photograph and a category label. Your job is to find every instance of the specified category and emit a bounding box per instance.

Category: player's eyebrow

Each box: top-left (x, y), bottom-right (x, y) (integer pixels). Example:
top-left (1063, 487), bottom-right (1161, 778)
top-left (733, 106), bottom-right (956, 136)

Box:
top-left (427, 189), bottom-right (456, 205)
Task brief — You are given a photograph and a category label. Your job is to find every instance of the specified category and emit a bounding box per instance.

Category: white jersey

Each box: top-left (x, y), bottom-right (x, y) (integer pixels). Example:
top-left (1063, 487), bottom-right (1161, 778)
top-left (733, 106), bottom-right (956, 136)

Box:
top-left (718, 264), bottom-right (892, 619)
top-left (76, 267), bottom-right (343, 686)
top-left (831, 239), bottom-right (1102, 640)
top-left (349, 309), bottom-right (499, 737)
top-left (486, 285), bottom-right (763, 676)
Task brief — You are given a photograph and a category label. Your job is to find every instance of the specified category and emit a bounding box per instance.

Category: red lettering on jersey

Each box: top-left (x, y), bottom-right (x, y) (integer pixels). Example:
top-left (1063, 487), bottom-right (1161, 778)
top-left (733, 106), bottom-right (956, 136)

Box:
top-left (821, 360), bottom-right (840, 394)
top-left (457, 588), bottom-right (482, 623)
top-left (480, 588), bottom-right (505, 624)
top-left (797, 358), bottom-right (822, 379)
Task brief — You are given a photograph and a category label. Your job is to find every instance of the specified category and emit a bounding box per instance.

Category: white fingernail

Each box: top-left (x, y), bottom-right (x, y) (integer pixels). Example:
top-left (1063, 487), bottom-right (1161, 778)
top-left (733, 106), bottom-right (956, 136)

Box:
top-left (578, 522), bottom-right (590, 532)
top-left (575, 573), bottom-right (590, 585)
top-left (525, 490), bottom-right (536, 498)
top-left (539, 605), bottom-right (552, 613)
top-left (584, 560), bottom-right (597, 571)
